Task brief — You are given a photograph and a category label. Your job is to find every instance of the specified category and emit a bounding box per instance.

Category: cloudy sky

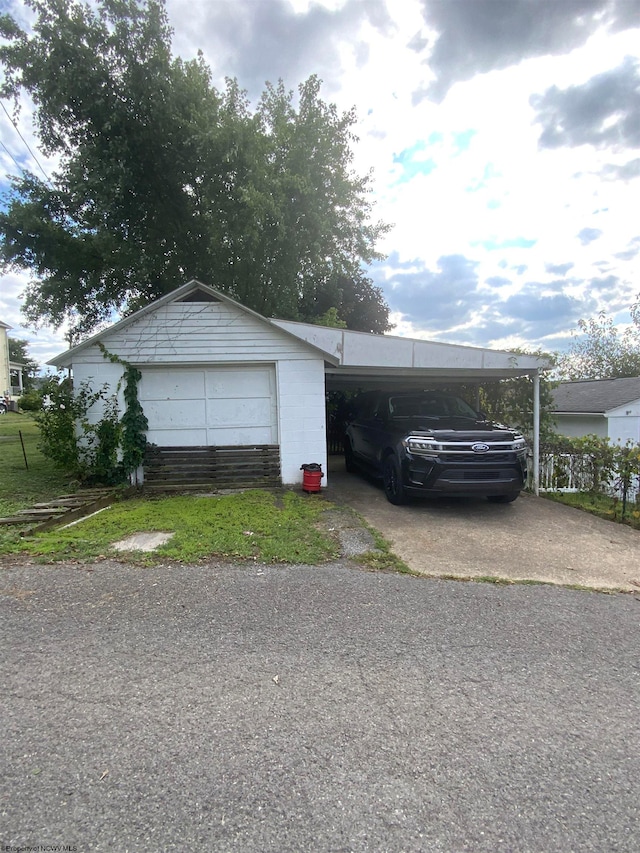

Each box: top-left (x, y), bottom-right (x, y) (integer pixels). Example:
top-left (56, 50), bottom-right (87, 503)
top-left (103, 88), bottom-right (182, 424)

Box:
top-left (1, 0), bottom-right (640, 367)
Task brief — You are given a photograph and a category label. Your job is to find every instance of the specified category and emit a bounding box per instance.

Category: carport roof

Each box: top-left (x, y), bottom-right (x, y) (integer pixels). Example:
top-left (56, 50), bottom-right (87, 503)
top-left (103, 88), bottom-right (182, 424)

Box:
top-left (271, 319), bottom-right (550, 388)
top-left (48, 279), bottom-right (550, 386)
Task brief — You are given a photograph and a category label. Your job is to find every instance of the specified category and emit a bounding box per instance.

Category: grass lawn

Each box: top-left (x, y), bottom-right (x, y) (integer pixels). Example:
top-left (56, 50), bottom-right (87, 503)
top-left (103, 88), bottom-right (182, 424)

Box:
top-left (543, 490), bottom-right (640, 530)
top-left (0, 412), bottom-right (363, 567)
top-left (0, 414), bottom-right (341, 566)
top-left (0, 412), bottom-right (79, 517)
top-left (2, 483), bottom-right (341, 565)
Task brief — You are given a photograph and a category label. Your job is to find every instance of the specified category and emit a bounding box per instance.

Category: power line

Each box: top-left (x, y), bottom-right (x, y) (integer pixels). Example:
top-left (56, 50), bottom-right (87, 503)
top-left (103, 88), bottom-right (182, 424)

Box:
top-left (0, 137), bottom-right (25, 176)
top-left (0, 100), bottom-right (51, 184)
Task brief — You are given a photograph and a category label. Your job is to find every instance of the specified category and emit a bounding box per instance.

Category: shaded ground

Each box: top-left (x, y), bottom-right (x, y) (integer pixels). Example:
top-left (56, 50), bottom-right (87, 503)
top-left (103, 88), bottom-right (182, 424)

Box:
top-left (2, 558), bottom-right (639, 852)
top-left (325, 458), bottom-right (640, 591)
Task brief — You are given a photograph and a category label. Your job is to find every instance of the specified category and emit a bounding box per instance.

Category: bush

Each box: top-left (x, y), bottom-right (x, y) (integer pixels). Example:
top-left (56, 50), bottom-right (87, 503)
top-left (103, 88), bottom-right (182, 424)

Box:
top-left (18, 389), bottom-right (44, 411)
top-left (542, 431), bottom-right (640, 520)
top-left (35, 375), bottom-right (126, 485)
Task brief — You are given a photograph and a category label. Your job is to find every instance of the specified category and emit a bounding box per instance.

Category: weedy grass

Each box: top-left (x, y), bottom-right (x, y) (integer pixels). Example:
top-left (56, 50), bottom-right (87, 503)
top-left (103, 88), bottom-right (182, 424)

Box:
top-left (354, 520), bottom-right (414, 575)
top-left (0, 412), bottom-right (77, 511)
top-left (10, 489), bottom-right (341, 565)
top-left (542, 490), bottom-right (640, 530)
top-left (0, 413), bottom-right (79, 550)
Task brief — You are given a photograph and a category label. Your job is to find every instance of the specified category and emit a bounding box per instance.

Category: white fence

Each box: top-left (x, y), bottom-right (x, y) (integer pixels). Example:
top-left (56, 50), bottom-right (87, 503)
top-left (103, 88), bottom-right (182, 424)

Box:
top-left (532, 451), bottom-right (640, 502)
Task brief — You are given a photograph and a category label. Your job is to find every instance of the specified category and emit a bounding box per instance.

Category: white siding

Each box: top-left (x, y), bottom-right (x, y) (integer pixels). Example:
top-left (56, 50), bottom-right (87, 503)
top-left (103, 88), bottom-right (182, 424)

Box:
top-left (553, 413), bottom-right (607, 439)
top-left (0, 326), bottom-right (11, 395)
top-left (72, 361), bottom-right (126, 426)
top-left (69, 301), bottom-right (328, 486)
top-left (608, 416), bottom-right (640, 445)
top-left (74, 302), bottom-right (319, 365)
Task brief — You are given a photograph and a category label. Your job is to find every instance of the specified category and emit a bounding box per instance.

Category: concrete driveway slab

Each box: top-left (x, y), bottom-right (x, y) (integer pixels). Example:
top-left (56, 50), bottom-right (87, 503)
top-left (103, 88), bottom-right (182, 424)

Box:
top-left (325, 461), bottom-right (640, 591)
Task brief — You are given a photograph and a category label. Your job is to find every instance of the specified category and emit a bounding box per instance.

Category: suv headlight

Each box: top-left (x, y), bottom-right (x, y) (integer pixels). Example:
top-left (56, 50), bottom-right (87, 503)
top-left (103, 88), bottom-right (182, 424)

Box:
top-left (512, 437), bottom-right (527, 451)
top-left (404, 437), bottom-right (440, 456)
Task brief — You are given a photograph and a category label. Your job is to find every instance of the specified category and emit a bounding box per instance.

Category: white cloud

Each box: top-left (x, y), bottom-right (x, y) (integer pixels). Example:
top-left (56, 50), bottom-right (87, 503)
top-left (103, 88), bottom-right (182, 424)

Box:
top-left (1, 0), bottom-right (640, 368)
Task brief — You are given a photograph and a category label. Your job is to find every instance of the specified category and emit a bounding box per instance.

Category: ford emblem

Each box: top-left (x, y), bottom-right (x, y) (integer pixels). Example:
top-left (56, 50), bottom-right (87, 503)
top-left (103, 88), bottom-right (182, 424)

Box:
top-left (471, 442), bottom-right (490, 453)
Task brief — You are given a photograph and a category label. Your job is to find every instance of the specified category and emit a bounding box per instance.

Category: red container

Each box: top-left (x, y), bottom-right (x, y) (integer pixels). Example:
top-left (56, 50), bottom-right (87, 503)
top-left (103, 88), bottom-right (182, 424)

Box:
top-left (301, 463), bottom-right (324, 493)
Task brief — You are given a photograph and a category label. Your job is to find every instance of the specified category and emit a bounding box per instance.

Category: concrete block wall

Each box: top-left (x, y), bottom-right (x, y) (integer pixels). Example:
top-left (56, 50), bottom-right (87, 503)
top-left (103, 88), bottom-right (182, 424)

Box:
top-left (277, 358), bottom-right (328, 485)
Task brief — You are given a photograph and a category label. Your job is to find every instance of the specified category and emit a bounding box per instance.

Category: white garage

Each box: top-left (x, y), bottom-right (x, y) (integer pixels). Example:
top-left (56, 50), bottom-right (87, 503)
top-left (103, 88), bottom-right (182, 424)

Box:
top-left (50, 279), bottom-right (549, 490)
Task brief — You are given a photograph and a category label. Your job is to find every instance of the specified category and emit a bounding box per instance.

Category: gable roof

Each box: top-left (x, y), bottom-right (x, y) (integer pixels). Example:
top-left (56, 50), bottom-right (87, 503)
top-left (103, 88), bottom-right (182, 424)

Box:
top-left (551, 377), bottom-right (640, 414)
top-left (48, 280), bottom-right (339, 368)
top-left (48, 279), bottom-right (551, 380)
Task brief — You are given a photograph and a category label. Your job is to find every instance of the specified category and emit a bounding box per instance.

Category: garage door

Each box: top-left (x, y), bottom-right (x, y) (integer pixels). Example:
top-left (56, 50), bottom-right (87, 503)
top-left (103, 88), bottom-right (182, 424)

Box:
top-left (138, 366), bottom-right (278, 446)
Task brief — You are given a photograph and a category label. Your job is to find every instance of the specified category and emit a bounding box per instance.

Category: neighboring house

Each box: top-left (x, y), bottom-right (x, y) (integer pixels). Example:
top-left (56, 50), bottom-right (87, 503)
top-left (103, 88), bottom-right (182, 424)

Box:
top-left (0, 320), bottom-right (25, 403)
top-left (551, 377), bottom-right (640, 445)
top-left (0, 321), bottom-right (10, 397)
top-left (48, 280), bottom-right (549, 487)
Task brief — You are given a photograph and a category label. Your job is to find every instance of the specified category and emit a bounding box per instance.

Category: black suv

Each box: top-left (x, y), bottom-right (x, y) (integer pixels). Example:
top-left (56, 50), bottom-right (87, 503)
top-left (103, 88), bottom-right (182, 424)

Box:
top-left (343, 390), bottom-right (527, 504)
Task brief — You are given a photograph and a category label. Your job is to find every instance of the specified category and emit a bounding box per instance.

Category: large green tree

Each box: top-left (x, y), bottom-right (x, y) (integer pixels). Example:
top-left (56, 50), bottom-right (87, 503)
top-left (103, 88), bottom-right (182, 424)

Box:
top-left (0, 0), bottom-right (390, 338)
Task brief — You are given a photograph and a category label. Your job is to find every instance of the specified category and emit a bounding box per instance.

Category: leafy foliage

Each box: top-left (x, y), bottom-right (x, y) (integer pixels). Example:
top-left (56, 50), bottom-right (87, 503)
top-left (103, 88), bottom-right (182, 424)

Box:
top-left (35, 374), bottom-right (125, 484)
top-left (541, 433), bottom-right (616, 493)
top-left (312, 307), bottom-right (348, 329)
top-left (439, 351), bottom-right (557, 440)
top-left (120, 365), bottom-right (148, 479)
top-left (555, 306), bottom-right (640, 380)
top-left (479, 362), bottom-right (557, 440)
top-left (299, 272), bottom-right (393, 333)
top-left (17, 388), bottom-right (44, 411)
top-left (98, 344), bottom-right (148, 481)
top-left (541, 432), bottom-right (640, 520)
top-left (0, 0), bottom-right (390, 337)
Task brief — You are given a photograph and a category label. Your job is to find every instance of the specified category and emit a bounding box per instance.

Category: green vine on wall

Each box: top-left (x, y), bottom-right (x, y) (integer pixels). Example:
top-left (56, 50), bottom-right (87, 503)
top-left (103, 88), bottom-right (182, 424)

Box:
top-left (99, 344), bottom-right (149, 480)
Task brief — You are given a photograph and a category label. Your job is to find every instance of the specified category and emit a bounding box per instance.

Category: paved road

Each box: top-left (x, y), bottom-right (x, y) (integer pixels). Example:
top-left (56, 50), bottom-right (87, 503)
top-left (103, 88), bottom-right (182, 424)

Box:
top-left (325, 460), bottom-right (640, 591)
top-left (2, 557), bottom-right (640, 852)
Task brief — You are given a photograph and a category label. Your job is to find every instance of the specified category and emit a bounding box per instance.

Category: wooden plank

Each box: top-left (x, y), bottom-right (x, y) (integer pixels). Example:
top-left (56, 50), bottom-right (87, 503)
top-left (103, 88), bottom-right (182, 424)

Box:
top-left (29, 495), bottom-right (115, 533)
top-left (143, 444), bottom-right (281, 489)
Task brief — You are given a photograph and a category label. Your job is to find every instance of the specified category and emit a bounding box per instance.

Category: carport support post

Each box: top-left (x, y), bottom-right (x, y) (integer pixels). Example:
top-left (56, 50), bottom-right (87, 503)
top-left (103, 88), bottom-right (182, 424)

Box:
top-left (533, 371), bottom-right (540, 495)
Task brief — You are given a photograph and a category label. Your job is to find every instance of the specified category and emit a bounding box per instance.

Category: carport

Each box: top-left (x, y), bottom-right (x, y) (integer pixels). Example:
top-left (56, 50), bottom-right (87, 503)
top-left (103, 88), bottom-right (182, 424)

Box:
top-left (272, 320), bottom-right (550, 493)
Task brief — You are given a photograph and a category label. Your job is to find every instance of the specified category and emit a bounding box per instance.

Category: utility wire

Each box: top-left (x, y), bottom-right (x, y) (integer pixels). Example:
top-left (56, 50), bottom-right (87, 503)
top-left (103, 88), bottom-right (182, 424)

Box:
top-left (0, 137), bottom-right (25, 176)
top-left (0, 100), bottom-right (52, 185)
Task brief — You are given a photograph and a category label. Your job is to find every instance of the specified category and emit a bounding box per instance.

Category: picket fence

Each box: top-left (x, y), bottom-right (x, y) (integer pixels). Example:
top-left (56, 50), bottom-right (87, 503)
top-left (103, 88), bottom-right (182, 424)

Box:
top-left (530, 451), bottom-right (640, 503)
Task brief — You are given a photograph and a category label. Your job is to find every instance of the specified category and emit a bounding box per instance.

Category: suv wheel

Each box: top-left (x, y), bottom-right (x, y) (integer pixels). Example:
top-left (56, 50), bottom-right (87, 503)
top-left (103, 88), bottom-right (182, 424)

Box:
top-left (382, 456), bottom-right (407, 505)
top-left (487, 493), bottom-right (519, 504)
top-left (344, 439), bottom-right (357, 473)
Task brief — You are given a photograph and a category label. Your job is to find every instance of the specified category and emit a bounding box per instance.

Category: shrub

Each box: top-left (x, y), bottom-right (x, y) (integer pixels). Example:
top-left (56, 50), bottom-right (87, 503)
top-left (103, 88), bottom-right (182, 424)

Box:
top-left (18, 389), bottom-right (44, 411)
top-left (35, 375), bottom-right (126, 485)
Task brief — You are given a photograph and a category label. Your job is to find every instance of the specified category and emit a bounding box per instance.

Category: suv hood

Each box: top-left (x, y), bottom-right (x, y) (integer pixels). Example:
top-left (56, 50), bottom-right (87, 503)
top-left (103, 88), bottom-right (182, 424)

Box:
top-left (397, 415), bottom-right (518, 439)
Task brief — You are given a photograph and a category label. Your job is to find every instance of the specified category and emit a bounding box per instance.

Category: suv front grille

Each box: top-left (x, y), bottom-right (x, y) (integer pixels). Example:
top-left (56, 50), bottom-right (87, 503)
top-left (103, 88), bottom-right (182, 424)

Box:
top-left (438, 442), bottom-right (517, 453)
top-left (439, 451), bottom-right (515, 463)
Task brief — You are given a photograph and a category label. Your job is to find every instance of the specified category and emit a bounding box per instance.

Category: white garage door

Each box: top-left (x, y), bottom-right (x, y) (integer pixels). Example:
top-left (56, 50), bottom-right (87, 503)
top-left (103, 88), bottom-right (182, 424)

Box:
top-left (138, 365), bottom-right (278, 446)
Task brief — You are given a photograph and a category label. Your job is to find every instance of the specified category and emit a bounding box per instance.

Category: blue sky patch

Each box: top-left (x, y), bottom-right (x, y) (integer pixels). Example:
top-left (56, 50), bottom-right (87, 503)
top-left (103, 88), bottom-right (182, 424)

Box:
top-left (452, 129), bottom-right (477, 155)
top-left (477, 237), bottom-right (538, 251)
top-left (392, 141), bottom-right (437, 184)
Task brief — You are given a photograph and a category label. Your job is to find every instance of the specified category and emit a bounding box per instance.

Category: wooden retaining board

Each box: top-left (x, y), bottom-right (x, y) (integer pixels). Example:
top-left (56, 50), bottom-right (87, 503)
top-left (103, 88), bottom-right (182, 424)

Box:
top-left (143, 445), bottom-right (281, 488)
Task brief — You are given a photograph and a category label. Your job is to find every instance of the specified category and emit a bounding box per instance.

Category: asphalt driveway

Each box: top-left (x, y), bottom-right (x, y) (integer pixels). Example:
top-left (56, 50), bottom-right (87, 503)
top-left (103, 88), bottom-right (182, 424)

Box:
top-left (325, 458), bottom-right (640, 591)
top-left (2, 557), bottom-right (640, 852)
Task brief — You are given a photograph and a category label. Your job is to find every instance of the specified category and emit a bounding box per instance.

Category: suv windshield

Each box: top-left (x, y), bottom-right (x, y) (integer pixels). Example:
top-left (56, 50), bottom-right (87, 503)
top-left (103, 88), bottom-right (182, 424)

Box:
top-left (388, 394), bottom-right (477, 419)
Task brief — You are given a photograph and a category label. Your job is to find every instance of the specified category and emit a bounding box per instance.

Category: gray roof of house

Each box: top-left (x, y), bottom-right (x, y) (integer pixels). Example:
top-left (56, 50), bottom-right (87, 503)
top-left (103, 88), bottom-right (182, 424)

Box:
top-left (551, 377), bottom-right (640, 413)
